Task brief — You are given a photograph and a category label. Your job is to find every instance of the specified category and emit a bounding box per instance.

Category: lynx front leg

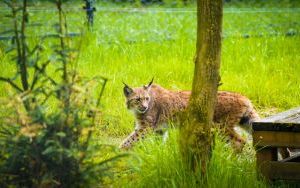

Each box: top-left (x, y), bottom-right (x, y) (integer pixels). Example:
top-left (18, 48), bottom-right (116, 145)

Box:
top-left (119, 127), bottom-right (149, 149)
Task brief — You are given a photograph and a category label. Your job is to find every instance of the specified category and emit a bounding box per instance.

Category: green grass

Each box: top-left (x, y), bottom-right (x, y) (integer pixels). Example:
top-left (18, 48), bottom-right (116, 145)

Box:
top-left (84, 35), bottom-right (300, 136)
top-left (113, 130), bottom-right (266, 188)
top-left (0, 1), bottom-right (300, 187)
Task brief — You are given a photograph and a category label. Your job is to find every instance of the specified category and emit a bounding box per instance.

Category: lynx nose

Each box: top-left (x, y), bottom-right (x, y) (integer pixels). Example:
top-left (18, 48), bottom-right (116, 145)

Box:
top-left (140, 106), bottom-right (147, 111)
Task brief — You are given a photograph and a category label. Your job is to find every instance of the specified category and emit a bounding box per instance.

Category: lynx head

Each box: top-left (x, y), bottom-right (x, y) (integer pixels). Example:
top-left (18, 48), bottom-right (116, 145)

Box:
top-left (123, 78), bottom-right (154, 114)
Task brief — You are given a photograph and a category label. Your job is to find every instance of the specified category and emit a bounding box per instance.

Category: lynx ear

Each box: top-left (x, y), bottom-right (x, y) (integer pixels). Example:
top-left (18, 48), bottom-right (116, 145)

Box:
top-left (123, 82), bottom-right (133, 97)
top-left (144, 77), bottom-right (154, 89)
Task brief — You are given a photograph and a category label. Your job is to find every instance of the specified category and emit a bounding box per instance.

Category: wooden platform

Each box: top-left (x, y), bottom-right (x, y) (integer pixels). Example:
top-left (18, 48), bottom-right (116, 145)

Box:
top-left (252, 107), bottom-right (300, 181)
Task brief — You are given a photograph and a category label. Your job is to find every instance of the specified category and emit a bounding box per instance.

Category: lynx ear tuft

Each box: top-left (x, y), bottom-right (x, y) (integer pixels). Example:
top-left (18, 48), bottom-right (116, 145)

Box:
top-left (143, 77), bottom-right (154, 90)
top-left (148, 77), bottom-right (154, 86)
top-left (123, 82), bottom-right (133, 97)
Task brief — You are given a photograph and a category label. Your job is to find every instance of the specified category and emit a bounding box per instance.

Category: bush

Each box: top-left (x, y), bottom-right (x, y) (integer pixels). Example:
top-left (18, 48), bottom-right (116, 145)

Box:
top-left (0, 96), bottom-right (125, 187)
top-left (0, 0), bottom-right (124, 187)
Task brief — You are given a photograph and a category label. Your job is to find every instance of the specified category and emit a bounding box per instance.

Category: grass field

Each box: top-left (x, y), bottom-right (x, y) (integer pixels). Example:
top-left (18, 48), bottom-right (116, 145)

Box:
top-left (0, 1), bottom-right (300, 187)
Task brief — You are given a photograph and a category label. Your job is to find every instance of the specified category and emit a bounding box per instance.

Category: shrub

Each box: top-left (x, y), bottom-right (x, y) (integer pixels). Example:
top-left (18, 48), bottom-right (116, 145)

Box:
top-left (0, 0), bottom-right (124, 187)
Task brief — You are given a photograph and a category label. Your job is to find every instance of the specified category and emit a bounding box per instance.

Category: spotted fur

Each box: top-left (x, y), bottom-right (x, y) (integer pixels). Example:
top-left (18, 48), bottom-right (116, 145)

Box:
top-left (119, 81), bottom-right (259, 150)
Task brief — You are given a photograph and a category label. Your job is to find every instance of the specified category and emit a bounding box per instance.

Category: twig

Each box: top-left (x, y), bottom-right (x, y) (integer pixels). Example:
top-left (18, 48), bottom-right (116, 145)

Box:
top-left (0, 77), bottom-right (23, 92)
top-left (33, 63), bottom-right (58, 87)
top-left (96, 78), bottom-right (108, 107)
top-left (31, 60), bottom-right (54, 90)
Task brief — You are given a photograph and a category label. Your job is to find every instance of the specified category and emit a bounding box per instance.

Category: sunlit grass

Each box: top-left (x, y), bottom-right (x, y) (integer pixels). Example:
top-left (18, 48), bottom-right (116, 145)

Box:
top-left (114, 130), bottom-right (266, 188)
top-left (84, 35), bottom-right (300, 136)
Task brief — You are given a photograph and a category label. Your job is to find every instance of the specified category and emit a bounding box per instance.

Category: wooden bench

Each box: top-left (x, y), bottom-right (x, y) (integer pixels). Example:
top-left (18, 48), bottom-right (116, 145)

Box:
top-left (252, 107), bottom-right (300, 181)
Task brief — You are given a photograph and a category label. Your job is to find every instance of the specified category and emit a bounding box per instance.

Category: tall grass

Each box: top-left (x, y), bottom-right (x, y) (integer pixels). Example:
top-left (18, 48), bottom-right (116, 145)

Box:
top-left (114, 130), bottom-right (266, 188)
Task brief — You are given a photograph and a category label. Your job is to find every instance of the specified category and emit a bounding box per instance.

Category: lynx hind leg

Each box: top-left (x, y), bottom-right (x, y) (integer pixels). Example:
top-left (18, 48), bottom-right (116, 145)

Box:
top-left (224, 126), bottom-right (247, 152)
top-left (220, 115), bottom-right (247, 152)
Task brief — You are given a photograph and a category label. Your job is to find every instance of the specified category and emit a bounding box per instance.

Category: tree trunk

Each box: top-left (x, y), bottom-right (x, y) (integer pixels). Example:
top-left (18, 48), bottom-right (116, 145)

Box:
top-left (180, 0), bottom-right (223, 175)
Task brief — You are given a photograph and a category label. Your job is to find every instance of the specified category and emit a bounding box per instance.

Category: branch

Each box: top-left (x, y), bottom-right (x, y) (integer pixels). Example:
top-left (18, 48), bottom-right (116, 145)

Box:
top-left (0, 77), bottom-right (23, 92)
top-left (19, 0), bottom-right (29, 91)
top-left (31, 60), bottom-right (55, 90)
top-left (36, 66), bottom-right (58, 87)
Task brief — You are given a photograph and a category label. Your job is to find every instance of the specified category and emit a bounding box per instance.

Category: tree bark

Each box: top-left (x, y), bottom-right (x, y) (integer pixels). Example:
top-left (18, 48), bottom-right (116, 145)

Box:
top-left (180, 0), bottom-right (223, 175)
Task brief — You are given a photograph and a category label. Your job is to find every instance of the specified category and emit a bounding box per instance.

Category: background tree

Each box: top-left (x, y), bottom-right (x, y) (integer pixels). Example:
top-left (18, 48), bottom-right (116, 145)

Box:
top-left (180, 0), bottom-right (223, 175)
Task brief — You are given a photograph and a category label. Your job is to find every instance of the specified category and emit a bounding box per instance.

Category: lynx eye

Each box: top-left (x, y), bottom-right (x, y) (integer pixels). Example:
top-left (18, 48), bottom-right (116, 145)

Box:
top-left (145, 97), bottom-right (150, 101)
top-left (135, 97), bottom-right (141, 102)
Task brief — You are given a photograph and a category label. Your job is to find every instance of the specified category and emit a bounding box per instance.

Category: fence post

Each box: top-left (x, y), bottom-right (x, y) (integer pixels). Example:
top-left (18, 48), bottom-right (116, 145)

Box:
top-left (83, 0), bottom-right (96, 28)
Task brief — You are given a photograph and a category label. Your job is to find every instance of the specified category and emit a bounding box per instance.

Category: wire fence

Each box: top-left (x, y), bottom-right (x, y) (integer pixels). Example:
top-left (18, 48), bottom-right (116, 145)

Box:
top-left (0, 7), bottom-right (300, 12)
top-left (0, 7), bottom-right (299, 43)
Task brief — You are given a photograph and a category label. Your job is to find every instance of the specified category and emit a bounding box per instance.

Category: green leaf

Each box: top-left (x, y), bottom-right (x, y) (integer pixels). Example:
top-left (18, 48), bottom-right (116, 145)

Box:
top-left (56, 132), bottom-right (66, 138)
top-left (42, 146), bottom-right (55, 155)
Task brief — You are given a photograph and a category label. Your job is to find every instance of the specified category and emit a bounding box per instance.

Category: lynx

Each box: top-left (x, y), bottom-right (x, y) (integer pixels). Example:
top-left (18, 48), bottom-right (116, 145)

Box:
top-left (119, 79), bottom-right (259, 150)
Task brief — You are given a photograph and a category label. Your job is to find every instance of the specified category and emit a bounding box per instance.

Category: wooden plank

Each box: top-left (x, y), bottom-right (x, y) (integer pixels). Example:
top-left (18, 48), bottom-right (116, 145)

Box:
top-left (253, 122), bottom-right (300, 132)
top-left (280, 112), bottom-right (300, 123)
top-left (280, 153), bottom-right (300, 162)
top-left (256, 148), bottom-right (277, 180)
top-left (269, 162), bottom-right (300, 180)
top-left (257, 107), bottom-right (300, 123)
top-left (253, 131), bottom-right (300, 147)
